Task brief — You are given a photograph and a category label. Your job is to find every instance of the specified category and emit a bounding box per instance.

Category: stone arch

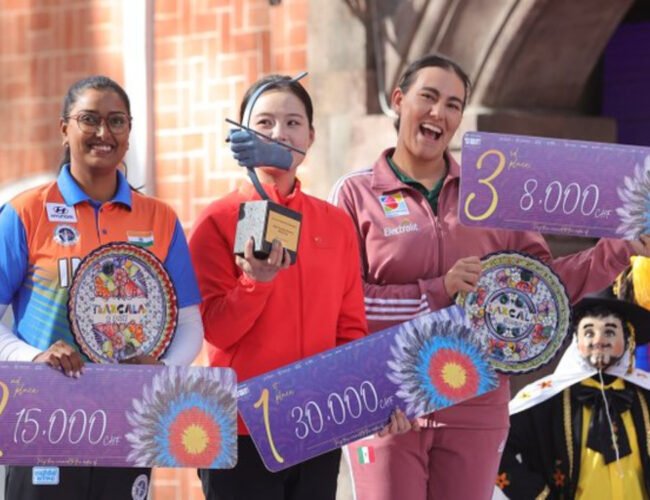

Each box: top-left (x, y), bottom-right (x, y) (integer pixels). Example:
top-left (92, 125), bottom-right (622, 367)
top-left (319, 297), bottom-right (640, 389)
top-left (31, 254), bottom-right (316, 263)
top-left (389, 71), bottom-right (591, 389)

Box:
top-left (375, 0), bottom-right (633, 108)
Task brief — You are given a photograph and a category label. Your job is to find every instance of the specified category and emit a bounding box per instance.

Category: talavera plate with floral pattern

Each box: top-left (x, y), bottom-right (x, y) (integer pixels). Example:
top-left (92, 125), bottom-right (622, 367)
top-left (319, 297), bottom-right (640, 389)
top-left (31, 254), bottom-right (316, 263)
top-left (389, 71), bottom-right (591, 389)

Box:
top-left (456, 251), bottom-right (570, 374)
top-left (68, 242), bottom-right (177, 363)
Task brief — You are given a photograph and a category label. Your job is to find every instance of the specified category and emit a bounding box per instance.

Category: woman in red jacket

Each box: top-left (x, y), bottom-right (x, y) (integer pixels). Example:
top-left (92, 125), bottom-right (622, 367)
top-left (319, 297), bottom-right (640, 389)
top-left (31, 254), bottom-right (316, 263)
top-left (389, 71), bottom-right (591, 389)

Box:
top-left (189, 75), bottom-right (369, 500)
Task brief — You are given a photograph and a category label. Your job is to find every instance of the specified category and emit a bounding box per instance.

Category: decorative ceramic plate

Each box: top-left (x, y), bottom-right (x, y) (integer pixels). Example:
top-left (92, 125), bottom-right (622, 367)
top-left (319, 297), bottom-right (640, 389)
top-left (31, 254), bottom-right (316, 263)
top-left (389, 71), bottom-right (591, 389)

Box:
top-left (68, 242), bottom-right (178, 363)
top-left (456, 251), bottom-right (570, 374)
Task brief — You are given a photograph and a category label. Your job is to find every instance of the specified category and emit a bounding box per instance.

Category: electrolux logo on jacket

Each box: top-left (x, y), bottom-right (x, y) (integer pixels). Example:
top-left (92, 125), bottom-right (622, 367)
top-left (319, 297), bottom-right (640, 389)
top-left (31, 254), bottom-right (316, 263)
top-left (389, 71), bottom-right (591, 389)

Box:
top-left (383, 220), bottom-right (419, 237)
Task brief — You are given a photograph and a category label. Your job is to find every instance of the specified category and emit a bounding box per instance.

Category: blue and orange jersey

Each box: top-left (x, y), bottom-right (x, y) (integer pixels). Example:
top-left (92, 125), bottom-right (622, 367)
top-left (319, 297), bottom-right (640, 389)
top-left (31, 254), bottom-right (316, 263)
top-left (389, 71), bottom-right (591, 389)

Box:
top-left (0, 165), bottom-right (201, 352)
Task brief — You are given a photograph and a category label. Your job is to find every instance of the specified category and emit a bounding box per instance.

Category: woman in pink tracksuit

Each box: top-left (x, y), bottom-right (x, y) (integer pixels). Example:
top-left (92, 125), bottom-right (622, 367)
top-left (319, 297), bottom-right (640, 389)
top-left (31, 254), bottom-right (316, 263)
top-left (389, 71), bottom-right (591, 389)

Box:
top-left (329, 54), bottom-right (650, 500)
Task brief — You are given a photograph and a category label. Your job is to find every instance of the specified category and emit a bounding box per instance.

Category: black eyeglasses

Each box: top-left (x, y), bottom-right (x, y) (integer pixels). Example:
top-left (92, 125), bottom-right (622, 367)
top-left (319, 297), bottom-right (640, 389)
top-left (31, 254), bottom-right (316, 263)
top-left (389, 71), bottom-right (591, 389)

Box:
top-left (65, 112), bottom-right (132, 135)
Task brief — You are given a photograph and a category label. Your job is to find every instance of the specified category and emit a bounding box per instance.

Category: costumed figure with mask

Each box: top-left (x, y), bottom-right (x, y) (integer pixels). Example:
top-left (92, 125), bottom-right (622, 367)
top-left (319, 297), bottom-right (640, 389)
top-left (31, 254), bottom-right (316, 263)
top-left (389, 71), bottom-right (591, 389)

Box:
top-left (495, 271), bottom-right (650, 499)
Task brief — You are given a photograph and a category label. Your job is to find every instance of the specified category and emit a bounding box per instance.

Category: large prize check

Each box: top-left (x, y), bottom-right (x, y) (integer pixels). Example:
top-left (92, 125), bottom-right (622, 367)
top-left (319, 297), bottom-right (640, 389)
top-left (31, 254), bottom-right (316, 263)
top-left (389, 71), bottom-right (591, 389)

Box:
top-left (238, 306), bottom-right (497, 471)
top-left (459, 131), bottom-right (650, 239)
top-left (0, 363), bottom-right (237, 468)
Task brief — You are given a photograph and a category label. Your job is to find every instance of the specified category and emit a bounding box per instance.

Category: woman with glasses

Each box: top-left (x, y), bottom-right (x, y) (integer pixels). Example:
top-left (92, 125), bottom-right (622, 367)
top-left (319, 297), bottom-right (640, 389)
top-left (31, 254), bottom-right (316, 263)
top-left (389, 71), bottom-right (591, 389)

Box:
top-left (0, 75), bottom-right (203, 499)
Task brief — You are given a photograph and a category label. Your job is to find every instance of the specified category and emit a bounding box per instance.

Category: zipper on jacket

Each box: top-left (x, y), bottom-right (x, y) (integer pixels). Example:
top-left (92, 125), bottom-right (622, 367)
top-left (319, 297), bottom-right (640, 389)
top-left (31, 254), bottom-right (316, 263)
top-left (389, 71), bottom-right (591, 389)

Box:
top-left (409, 184), bottom-right (444, 279)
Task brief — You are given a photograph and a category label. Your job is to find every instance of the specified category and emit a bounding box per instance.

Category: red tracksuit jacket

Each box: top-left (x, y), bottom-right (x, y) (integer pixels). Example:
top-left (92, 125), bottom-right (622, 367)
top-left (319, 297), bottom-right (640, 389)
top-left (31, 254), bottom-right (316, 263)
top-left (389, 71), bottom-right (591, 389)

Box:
top-left (190, 180), bottom-right (368, 434)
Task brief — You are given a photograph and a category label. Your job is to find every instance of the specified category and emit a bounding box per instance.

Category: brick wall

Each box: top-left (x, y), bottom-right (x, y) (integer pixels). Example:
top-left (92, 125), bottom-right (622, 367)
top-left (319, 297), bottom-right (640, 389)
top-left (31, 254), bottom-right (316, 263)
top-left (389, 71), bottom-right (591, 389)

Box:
top-left (0, 1), bottom-right (308, 498)
top-left (0, 0), bottom-right (124, 185)
top-left (153, 0), bottom-right (309, 233)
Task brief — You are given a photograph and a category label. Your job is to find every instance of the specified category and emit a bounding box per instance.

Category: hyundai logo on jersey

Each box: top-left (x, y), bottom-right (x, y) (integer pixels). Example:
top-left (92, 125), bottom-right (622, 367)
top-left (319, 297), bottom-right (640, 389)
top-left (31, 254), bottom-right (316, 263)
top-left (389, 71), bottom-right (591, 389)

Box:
top-left (46, 203), bottom-right (77, 223)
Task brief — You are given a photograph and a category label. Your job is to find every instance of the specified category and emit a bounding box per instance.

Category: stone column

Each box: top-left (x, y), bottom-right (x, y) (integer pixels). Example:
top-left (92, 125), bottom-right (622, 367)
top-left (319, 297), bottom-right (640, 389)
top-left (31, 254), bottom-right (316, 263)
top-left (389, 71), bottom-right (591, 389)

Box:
top-left (307, 0), bottom-right (395, 197)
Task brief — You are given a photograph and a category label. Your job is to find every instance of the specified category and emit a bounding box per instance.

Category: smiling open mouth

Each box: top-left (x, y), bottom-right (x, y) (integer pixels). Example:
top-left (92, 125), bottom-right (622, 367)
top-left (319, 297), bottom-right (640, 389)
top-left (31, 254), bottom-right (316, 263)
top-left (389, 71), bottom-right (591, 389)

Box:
top-left (89, 144), bottom-right (115, 153)
top-left (420, 123), bottom-right (442, 139)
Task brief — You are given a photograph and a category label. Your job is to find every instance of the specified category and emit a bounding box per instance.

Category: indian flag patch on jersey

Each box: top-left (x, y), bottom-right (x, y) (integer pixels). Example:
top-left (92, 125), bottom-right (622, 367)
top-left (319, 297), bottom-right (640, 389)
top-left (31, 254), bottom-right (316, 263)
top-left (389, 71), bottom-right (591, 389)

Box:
top-left (127, 231), bottom-right (154, 247)
top-left (378, 192), bottom-right (409, 217)
top-left (357, 446), bottom-right (375, 465)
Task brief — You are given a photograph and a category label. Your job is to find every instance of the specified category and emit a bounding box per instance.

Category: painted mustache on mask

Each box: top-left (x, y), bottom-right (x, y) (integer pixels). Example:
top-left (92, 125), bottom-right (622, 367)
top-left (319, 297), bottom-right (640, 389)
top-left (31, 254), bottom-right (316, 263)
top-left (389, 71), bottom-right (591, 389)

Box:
top-left (585, 343), bottom-right (619, 368)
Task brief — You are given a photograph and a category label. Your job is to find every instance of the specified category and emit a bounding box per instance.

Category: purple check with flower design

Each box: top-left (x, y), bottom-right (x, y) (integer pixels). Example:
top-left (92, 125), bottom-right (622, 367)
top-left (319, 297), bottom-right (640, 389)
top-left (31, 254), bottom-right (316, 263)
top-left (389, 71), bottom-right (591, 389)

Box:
top-left (238, 306), bottom-right (497, 472)
top-left (459, 131), bottom-right (650, 239)
top-left (0, 363), bottom-right (237, 468)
